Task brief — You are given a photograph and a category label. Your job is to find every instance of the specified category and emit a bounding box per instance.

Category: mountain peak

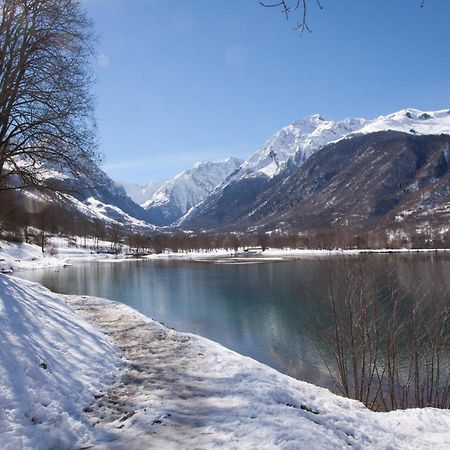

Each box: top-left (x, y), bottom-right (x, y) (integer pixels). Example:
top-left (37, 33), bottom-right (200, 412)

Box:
top-left (138, 157), bottom-right (243, 226)
top-left (235, 114), bottom-right (367, 180)
top-left (356, 107), bottom-right (450, 137)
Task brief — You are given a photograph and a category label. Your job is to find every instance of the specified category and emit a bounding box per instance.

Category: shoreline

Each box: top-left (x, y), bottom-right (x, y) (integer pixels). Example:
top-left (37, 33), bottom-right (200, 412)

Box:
top-left (66, 291), bottom-right (450, 449)
top-left (1, 273), bottom-right (450, 448)
top-left (144, 247), bottom-right (450, 261)
top-left (2, 238), bottom-right (450, 274)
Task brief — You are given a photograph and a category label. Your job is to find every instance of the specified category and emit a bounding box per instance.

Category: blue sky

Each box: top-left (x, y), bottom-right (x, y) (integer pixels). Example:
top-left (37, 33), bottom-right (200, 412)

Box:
top-left (86, 0), bottom-right (450, 183)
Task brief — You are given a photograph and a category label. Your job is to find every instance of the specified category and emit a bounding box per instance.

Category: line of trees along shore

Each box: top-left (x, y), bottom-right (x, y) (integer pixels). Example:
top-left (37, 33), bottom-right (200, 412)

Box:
top-left (1, 190), bottom-right (449, 254)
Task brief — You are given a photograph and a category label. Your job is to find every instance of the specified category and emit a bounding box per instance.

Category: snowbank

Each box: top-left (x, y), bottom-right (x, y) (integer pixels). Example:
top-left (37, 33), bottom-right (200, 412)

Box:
top-left (0, 238), bottom-right (134, 272)
top-left (0, 241), bottom-right (64, 272)
top-left (67, 295), bottom-right (450, 450)
top-left (0, 275), bottom-right (123, 450)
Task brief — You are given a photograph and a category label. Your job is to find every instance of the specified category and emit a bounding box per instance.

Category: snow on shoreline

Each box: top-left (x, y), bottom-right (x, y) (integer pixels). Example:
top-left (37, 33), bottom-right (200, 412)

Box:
top-left (69, 294), bottom-right (450, 449)
top-left (1, 273), bottom-right (449, 449)
top-left (0, 275), bottom-right (123, 450)
top-left (144, 247), bottom-right (450, 261)
top-left (2, 238), bottom-right (449, 274)
top-left (0, 238), bottom-right (137, 273)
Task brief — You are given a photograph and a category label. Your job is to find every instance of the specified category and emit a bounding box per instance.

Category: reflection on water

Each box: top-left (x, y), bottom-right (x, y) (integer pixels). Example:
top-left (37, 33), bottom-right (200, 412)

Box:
top-left (18, 253), bottom-right (450, 388)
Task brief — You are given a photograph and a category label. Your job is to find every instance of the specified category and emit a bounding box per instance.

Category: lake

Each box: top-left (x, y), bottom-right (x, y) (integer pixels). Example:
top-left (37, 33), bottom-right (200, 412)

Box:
top-left (18, 252), bottom-right (450, 389)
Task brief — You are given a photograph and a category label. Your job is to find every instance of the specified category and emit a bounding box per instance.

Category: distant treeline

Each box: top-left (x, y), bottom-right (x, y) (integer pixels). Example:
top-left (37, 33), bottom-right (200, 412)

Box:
top-left (124, 227), bottom-right (450, 254)
top-left (0, 190), bottom-right (105, 249)
top-left (1, 190), bottom-right (449, 252)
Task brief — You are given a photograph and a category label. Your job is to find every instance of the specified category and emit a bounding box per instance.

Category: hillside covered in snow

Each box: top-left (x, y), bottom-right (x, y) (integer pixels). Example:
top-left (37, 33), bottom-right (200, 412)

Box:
top-left (232, 108), bottom-right (450, 182)
top-left (119, 180), bottom-right (166, 205)
top-left (141, 158), bottom-right (242, 226)
top-left (8, 108), bottom-right (448, 234)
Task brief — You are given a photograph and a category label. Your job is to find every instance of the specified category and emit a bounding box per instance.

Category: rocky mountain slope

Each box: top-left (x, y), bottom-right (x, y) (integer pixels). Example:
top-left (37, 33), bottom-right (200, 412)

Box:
top-left (233, 115), bottom-right (366, 179)
top-left (244, 131), bottom-right (450, 232)
top-left (65, 107), bottom-right (450, 234)
top-left (178, 115), bottom-right (368, 225)
top-left (178, 115), bottom-right (367, 228)
top-left (179, 109), bottom-right (450, 232)
top-left (141, 158), bottom-right (242, 226)
top-left (43, 165), bottom-right (155, 230)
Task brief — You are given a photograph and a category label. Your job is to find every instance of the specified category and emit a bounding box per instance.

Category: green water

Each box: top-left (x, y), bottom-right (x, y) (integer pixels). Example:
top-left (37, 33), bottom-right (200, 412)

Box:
top-left (18, 253), bottom-right (450, 388)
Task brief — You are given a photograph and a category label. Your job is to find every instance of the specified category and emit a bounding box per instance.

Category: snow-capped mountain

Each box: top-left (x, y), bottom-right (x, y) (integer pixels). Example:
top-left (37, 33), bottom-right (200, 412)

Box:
top-left (354, 108), bottom-right (450, 136)
top-left (180, 108), bottom-right (450, 231)
top-left (243, 131), bottom-right (450, 233)
top-left (72, 107), bottom-right (449, 232)
top-left (139, 158), bottom-right (242, 226)
top-left (211, 108), bottom-right (450, 184)
top-left (234, 115), bottom-right (367, 180)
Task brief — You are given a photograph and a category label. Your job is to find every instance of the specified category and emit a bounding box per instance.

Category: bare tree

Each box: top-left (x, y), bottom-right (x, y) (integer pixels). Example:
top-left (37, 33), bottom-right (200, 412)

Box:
top-left (0, 0), bottom-right (98, 193)
top-left (109, 223), bottom-right (122, 253)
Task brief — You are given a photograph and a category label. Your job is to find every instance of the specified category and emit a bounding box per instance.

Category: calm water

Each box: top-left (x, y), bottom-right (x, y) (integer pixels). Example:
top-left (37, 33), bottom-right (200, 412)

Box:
top-left (18, 253), bottom-right (450, 387)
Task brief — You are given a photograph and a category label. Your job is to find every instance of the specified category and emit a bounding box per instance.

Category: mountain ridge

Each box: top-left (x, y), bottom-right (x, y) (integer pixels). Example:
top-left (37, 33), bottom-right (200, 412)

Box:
top-left (179, 108), bottom-right (450, 233)
top-left (132, 158), bottom-right (243, 226)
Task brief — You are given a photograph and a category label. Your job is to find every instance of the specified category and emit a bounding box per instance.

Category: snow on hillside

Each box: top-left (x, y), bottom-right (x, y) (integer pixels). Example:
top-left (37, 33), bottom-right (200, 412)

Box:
top-left (178, 108), bottom-right (450, 227)
top-left (233, 108), bottom-right (450, 182)
top-left (33, 160), bottom-right (155, 229)
top-left (236, 115), bottom-right (367, 179)
top-left (141, 158), bottom-right (242, 225)
top-left (143, 158), bottom-right (242, 210)
top-left (0, 275), bottom-right (122, 449)
top-left (82, 197), bottom-right (153, 229)
top-left (355, 108), bottom-right (450, 136)
top-left (117, 108), bottom-right (450, 229)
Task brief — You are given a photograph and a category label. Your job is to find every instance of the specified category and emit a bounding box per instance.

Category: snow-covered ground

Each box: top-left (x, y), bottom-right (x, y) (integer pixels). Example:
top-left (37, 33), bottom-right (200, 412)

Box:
top-left (0, 237), bottom-right (136, 272)
top-left (0, 275), bottom-right (123, 450)
top-left (1, 273), bottom-right (450, 449)
top-left (143, 247), bottom-right (450, 262)
top-left (0, 240), bottom-right (63, 272)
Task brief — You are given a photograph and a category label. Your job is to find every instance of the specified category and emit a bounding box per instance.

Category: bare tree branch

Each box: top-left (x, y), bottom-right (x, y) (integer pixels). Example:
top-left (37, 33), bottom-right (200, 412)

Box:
top-left (260, 0), bottom-right (322, 33)
top-left (0, 0), bottom-right (98, 193)
top-left (261, 0), bottom-right (424, 34)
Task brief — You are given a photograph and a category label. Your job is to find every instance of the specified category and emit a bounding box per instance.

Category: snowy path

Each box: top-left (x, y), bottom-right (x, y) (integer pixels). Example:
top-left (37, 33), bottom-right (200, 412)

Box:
top-left (66, 295), bottom-right (450, 450)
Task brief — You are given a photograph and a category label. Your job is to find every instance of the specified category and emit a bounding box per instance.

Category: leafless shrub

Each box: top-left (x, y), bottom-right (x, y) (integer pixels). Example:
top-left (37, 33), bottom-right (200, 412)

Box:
top-left (316, 256), bottom-right (449, 411)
